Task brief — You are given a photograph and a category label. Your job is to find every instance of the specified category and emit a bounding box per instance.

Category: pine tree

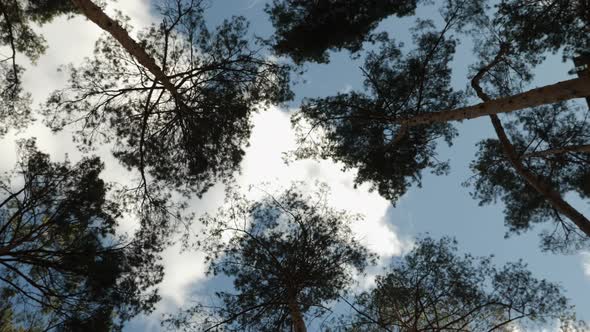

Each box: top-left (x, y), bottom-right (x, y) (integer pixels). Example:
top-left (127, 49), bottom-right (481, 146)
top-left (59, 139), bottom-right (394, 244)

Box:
top-left (343, 237), bottom-right (585, 331)
top-left (0, 139), bottom-right (162, 331)
top-left (165, 184), bottom-right (375, 332)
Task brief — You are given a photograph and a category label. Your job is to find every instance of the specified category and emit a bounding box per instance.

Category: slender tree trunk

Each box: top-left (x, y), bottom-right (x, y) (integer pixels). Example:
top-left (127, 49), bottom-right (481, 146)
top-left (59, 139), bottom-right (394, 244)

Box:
top-left (394, 76), bottom-right (590, 126)
top-left (489, 115), bottom-right (590, 237)
top-left (287, 296), bottom-right (307, 332)
top-left (521, 144), bottom-right (590, 159)
top-left (70, 0), bottom-right (183, 103)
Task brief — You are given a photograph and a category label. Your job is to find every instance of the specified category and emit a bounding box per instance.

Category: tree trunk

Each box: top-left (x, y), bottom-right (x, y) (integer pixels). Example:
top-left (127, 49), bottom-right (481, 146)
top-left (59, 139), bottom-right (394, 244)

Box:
top-left (489, 114), bottom-right (590, 238)
top-left (521, 144), bottom-right (590, 159)
top-left (395, 76), bottom-right (590, 126)
top-left (287, 297), bottom-right (307, 332)
top-left (70, 0), bottom-right (183, 103)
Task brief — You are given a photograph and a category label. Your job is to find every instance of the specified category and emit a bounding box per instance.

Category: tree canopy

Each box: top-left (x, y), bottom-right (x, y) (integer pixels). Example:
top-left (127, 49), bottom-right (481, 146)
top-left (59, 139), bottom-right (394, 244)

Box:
top-left (0, 139), bottom-right (162, 331)
top-left (47, 0), bottom-right (292, 200)
top-left (165, 184), bottom-right (375, 332)
top-left (292, 25), bottom-right (462, 202)
top-left (343, 237), bottom-right (584, 331)
top-left (264, 0), bottom-right (419, 64)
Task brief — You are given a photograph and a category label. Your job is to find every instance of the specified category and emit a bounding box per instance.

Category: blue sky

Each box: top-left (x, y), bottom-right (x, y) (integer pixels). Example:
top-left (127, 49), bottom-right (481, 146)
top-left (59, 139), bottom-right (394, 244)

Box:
top-left (1, 0), bottom-right (588, 331)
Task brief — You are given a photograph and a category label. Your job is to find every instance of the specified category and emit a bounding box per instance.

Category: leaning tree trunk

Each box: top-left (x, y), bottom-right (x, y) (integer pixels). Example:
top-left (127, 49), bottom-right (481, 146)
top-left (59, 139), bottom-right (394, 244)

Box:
top-left (70, 0), bottom-right (184, 104)
top-left (392, 76), bottom-right (590, 126)
top-left (287, 295), bottom-right (307, 332)
top-left (489, 115), bottom-right (590, 237)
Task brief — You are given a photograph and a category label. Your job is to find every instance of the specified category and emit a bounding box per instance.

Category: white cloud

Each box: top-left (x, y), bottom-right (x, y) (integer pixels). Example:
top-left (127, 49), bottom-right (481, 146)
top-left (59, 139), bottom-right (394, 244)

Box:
top-left (157, 245), bottom-right (207, 305)
top-left (110, 0), bottom-right (154, 25)
top-left (339, 84), bottom-right (353, 93)
top-left (240, 108), bottom-right (410, 258)
top-left (581, 252), bottom-right (590, 279)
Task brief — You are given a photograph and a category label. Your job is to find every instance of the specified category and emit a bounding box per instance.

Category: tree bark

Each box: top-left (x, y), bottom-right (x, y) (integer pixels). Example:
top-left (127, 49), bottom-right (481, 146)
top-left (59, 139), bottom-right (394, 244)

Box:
top-left (70, 0), bottom-right (184, 104)
top-left (395, 76), bottom-right (590, 126)
top-left (287, 296), bottom-right (307, 332)
top-left (521, 144), bottom-right (590, 159)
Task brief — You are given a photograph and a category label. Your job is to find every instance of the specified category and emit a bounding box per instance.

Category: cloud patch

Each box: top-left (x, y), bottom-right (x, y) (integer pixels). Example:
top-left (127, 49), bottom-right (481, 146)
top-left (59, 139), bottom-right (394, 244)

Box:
top-left (240, 108), bottom-right (410, 258)
top-left (581, 252), bottom-right (590, 279)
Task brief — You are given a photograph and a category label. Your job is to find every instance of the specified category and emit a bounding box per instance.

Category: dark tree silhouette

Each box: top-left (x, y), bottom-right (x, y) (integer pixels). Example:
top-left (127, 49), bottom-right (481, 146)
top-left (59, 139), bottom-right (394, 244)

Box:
top-left (494, 0), bottom-right (589, 60)
top-left (46, 0), bottom-right (292, 209)
top-left (279, 0), bottom-right (590, 248)
top-left (164, 184), bottom-right (375, 332)
top-left (292, 24), bottom-right (462, 202)
top-left (0, 139), bottom-right (162, 331)
top-left (264, 0), bottom-right (419, 63)
top-left (342, 237), bottom-right (585, 332)
top-left (0, 0), bottom-right (76, 136)
top-left (0, 303), bottom-right (43, 332)
top-left (36, 0), bottom-right (294, 249)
